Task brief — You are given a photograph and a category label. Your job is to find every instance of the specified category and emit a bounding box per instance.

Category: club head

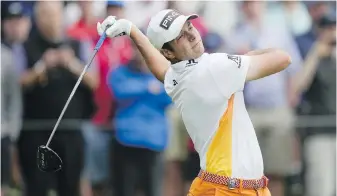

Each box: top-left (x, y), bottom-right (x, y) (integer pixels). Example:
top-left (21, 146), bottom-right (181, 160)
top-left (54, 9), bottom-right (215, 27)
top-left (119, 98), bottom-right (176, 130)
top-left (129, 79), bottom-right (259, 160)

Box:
top-left (37, 145), bottom-right (62, 172)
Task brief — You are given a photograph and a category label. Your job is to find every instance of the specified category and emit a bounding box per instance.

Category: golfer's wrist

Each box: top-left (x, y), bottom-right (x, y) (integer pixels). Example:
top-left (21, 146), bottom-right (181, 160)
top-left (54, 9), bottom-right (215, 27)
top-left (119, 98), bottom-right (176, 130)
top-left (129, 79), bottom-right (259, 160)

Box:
top-left (130, 24), bottom-right (140, 39)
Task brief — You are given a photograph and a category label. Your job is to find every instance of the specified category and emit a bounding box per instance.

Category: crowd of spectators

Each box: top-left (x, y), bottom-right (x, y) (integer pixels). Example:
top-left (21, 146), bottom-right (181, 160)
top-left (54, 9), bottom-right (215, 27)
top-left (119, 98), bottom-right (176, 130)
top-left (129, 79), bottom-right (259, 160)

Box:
top-left (1, 1), bottom-right (336, 196)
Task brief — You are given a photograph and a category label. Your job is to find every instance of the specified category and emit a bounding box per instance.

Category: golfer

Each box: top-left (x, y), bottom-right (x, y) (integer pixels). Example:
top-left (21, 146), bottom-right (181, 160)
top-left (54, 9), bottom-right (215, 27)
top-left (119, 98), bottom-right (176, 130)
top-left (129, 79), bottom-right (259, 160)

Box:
top-left (97, 9), bottom-right (291, 196)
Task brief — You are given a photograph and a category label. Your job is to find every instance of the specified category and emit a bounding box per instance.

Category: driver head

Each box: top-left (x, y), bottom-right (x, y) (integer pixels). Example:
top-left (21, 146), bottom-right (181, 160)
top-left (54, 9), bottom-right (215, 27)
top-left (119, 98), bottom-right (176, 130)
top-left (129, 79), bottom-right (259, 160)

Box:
top-left (37, 145), bottom-right (62, 172)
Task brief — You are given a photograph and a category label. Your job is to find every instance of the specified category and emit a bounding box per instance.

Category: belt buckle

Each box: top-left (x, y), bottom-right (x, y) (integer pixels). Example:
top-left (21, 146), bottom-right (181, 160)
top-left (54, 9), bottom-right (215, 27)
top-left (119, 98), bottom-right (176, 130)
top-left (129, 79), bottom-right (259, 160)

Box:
top-left (253, 179), bottom-right (259, 190)
top-left (227, 178), bottom-right (236, 190)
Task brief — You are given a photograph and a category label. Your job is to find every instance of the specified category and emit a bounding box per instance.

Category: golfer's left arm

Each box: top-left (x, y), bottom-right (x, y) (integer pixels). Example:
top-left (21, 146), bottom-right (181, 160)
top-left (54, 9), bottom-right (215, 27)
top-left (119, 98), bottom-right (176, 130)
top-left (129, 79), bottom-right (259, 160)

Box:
top-left (245, 48), bottom-right (292, 81)
top-left (208, 49), bottom-right (291, 98)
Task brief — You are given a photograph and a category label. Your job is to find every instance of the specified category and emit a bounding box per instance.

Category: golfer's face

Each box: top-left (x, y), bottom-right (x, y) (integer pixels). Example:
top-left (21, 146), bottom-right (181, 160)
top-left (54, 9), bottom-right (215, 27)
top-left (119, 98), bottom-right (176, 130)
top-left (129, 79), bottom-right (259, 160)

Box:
top-left (171, 21), bottom-right (204, 60)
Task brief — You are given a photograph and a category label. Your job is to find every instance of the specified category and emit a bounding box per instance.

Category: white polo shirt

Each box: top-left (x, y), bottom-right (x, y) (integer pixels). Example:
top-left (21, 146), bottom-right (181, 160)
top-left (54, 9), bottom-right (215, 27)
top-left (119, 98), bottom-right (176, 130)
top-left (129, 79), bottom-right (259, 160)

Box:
top-left (164, 53), bottom-right (264, 179)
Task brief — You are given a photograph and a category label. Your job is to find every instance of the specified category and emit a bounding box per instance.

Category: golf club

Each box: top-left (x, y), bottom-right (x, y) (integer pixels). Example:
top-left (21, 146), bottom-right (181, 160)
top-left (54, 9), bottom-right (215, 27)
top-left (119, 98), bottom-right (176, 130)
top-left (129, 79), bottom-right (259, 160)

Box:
top-left (37, 25), bottom-right (112, 172)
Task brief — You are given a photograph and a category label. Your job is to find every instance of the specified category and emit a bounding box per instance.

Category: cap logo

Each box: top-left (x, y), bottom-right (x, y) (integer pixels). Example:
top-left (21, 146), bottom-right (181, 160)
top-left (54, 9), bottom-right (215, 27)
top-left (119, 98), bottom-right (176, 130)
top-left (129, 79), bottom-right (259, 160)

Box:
top-left (160, 10), bottom-right (181, 30)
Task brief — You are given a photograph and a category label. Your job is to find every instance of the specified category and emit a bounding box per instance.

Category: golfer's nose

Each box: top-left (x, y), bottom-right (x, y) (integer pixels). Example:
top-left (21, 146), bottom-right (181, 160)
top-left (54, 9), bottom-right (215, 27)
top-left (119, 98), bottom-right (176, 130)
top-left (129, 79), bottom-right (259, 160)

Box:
top-left (187, 32), bottom-right (195, 42)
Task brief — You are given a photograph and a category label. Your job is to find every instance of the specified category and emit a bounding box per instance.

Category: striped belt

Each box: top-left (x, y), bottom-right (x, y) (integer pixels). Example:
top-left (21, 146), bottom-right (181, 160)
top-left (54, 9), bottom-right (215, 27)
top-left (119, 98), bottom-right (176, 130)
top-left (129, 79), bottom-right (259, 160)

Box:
top-left (198, 170), bottom-right (269, 190)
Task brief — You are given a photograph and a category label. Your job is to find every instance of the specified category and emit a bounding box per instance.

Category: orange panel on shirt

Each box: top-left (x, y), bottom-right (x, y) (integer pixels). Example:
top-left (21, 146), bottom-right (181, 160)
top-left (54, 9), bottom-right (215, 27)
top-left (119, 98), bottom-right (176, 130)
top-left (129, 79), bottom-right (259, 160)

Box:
top-left (206, 95), bottom-right (234, 176)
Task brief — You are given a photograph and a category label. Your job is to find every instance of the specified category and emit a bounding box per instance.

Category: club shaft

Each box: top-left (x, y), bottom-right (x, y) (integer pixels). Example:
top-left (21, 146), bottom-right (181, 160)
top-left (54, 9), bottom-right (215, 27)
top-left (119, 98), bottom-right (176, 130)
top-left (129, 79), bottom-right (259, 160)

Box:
top-left (45, 50), bottom-right (98, 147)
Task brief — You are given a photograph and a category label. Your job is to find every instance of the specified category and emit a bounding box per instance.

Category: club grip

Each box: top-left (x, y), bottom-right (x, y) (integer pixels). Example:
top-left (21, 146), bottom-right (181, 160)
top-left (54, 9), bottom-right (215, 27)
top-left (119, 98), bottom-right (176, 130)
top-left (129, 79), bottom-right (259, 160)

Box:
top-left (94, 24), bottom-right (112, 51)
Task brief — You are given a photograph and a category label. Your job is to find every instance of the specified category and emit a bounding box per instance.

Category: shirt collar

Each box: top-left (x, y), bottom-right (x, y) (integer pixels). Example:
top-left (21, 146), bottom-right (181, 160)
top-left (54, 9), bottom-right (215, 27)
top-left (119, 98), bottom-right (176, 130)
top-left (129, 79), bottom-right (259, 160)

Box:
top-left (171, 53), bottom-right (207, 72)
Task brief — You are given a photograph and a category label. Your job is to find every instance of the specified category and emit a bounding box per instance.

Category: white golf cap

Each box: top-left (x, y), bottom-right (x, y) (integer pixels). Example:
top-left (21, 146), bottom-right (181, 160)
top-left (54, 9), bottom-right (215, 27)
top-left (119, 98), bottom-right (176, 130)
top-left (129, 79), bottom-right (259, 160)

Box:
top-left (146, 9), bottom-right (198, 49)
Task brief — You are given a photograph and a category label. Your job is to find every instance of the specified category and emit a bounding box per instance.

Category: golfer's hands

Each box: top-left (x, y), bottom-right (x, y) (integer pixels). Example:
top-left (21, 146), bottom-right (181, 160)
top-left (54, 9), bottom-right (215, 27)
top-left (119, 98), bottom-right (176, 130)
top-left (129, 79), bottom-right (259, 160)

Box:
top-left (97, 16), bottom-right (132, 38)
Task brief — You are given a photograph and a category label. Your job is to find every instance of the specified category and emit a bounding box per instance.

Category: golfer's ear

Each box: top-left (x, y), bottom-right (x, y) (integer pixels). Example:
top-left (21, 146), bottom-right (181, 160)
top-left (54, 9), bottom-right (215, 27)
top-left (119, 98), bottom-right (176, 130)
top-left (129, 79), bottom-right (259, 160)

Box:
top-left (160, 49), bottom-right (175, 60)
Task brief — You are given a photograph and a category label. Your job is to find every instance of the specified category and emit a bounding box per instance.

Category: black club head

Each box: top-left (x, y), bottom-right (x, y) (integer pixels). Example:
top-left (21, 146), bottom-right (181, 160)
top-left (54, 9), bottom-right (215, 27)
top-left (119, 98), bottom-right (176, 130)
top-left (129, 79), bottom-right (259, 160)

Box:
top-left (37, 145), bottom-right (62, 172)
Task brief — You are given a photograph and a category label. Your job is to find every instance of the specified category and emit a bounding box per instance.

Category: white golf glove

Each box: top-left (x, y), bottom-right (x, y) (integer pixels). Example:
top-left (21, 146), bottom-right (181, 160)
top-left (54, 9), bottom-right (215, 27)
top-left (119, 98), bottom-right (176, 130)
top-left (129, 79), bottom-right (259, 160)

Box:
top-left (97, 16), bottom-right (132, 38)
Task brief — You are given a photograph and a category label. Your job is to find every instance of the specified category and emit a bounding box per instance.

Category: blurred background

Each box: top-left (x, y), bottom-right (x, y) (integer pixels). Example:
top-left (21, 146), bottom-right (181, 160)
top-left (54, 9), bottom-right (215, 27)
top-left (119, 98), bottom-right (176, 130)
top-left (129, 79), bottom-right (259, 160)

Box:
top-left (1, 1), bottom-right (336, 196)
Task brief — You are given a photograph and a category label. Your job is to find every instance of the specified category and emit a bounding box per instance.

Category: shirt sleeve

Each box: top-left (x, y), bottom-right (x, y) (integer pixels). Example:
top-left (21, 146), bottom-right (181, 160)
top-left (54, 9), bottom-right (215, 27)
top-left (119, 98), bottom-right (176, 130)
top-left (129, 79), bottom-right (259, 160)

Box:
top-left (207, 53), bottom-right (251, 98)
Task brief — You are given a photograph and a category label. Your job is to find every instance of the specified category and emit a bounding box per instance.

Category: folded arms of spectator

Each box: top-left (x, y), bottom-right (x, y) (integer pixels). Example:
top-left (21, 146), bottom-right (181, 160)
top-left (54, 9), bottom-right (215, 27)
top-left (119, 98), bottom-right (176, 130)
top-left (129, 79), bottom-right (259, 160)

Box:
top-left (59, 46), bottom-right (98, 90)
top-left (20, 50), bottom-right (54, 88)
top-left (21, 46), bottom-right (98, 90)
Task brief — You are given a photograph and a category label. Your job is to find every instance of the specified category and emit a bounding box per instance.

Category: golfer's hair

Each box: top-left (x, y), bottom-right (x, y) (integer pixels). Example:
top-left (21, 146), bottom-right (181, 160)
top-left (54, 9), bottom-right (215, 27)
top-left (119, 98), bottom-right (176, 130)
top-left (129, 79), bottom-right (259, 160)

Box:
top-left (161, 41), bottom-right (180, 64)
top-left (162, 42), bottom-right (174, 52)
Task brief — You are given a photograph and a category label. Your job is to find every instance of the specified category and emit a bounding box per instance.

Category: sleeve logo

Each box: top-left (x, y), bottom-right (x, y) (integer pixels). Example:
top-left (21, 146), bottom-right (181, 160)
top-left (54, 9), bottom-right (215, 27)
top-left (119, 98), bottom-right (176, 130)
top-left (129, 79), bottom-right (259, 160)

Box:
top-left (227, 54), bottom-right (242, 68)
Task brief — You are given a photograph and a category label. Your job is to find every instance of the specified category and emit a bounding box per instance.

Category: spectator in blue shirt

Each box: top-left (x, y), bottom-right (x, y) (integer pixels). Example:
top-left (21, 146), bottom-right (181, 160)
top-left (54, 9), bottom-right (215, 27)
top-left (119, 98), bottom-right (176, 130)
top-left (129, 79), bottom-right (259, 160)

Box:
top-left (108, 43), bottom-right (171, 196)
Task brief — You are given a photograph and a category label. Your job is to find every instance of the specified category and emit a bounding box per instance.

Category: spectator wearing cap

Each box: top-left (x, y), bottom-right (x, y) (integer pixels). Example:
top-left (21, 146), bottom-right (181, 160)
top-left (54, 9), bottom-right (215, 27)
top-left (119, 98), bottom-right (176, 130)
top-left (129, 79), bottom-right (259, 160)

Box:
top-left (1, 1), bottom-right (31, 194)
top-left (1, 1), bottom-right (31, 75)
top-left (17, 2), bottom-right (98, 196)
top-left (1, 1), bottom-right (31, 45)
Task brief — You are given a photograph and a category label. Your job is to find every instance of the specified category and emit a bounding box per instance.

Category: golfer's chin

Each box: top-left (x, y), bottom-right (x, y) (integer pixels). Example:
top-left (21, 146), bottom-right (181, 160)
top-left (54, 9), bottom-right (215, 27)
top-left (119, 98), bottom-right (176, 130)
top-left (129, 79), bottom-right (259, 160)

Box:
top-left (192, 43), bottom-right (205, 59)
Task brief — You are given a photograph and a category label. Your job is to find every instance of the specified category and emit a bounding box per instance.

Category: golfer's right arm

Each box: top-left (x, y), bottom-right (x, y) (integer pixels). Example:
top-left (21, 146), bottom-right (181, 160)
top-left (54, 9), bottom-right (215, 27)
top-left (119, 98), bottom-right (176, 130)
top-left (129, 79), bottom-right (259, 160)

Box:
top-left (97, 17), bottom-right (169, 83)
top-left (244, 48), bottom-right (292, 81)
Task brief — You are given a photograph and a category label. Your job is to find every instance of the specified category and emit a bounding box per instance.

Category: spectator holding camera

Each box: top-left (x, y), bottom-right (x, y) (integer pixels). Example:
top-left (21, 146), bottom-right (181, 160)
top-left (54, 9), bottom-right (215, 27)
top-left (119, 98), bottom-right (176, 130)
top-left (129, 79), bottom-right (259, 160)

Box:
top-left (294, 14), bottom-right (336, 196)
top-left (17, 2), bottom-right (98, 196)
